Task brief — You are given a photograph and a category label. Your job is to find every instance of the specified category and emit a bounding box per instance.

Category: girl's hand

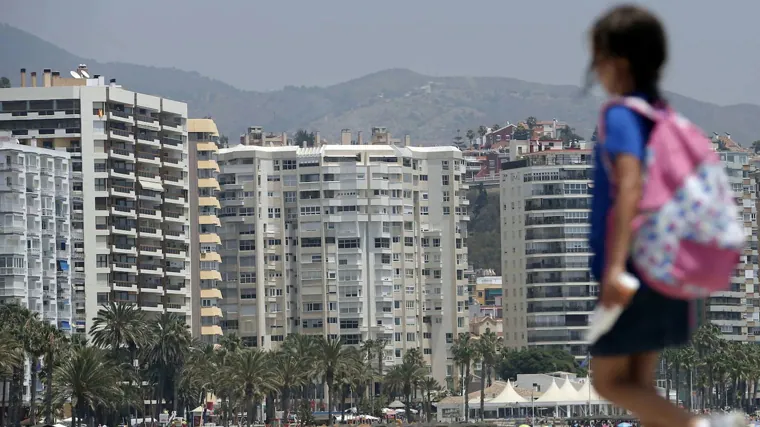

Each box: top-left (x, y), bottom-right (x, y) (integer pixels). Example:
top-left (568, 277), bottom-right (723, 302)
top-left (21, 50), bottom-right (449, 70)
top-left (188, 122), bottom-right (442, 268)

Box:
top-left (600, 263), bottom-right (635, 308)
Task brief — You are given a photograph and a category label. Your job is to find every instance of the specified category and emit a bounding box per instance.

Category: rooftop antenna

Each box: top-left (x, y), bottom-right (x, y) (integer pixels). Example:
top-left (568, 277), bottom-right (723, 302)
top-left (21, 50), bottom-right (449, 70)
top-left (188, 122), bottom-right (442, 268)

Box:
top-left (69, 70), bottom-right (82, 79)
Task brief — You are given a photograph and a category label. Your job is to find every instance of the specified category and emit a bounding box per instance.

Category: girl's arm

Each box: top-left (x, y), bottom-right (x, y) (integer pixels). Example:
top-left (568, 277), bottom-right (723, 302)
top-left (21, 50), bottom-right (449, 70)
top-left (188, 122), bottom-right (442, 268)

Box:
top-left (607, 153), bottom-right (642, 270)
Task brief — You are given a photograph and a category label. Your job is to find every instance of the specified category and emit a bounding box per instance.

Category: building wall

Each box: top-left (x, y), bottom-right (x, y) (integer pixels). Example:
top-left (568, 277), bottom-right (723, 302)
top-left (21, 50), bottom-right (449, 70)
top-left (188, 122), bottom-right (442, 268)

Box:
top-left (500, 150), bottom-right (594, 359)
top-left (0, 81), bottom-right (192, 335)
top-left (215, 144), bottom-right (469, 383)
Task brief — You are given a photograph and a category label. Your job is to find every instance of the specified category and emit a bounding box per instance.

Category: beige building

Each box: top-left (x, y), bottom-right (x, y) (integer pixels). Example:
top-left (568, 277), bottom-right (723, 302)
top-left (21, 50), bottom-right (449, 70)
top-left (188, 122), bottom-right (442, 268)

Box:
top-left (0, 67), bottom-right (191, 334)
top-left (188, 119), bottom-right (224, 343)
top-left (500, 148), bottom-right (594, 360)
top-left (215, 139), bottom-right (469, 383)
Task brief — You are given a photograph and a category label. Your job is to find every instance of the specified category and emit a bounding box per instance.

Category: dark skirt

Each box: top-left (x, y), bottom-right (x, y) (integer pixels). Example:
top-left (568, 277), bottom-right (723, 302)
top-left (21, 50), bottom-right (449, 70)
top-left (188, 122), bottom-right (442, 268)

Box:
top-left (590, 266), bottom-right (694, 356)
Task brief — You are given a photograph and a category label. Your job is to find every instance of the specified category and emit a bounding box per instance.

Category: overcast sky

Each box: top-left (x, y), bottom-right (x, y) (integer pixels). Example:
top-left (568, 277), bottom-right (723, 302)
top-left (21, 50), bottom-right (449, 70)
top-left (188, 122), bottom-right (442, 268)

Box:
top-left (3, 0), bottom-right (759, 105)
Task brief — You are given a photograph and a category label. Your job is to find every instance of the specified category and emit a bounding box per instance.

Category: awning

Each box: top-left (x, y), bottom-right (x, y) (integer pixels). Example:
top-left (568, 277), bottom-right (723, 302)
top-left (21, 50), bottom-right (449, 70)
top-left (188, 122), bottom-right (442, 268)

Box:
top-left (195, 142), bottom-right (218, 153)
top-left (139, 180), bottom-right (164, 192)
top-left (200, 252), bottom-right (221, 262)
top-left (199, 215), bottom-right (221, 226)
top-left (201, 325), bottom-right (223, 336)
top-left (197, 178), bottom-right (220, 190)
top-left (200, 270), bottom-right (222, 281)
top-left (200, 289), bottom-right (223, 299)
top-left (201, 307), bottom-right (223, 317)
top-left (199, 197), bottom-right (220, 208)
top-left (197, 160), bottom-right (220, 172)
top-left (59, 321), bottom-right (71, 330)
top-left (199, 234), bottom-right (221, 244)
top-left (57, 260), bottom-right (69, 271)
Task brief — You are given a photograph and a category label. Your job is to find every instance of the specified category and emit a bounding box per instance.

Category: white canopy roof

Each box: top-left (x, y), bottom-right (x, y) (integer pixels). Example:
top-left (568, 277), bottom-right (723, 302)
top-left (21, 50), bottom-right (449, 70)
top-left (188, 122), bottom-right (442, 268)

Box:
top-left (489, 380), bottom-right (528, 404)
top-left (536, 379), bottom-right (579, 403)
top-left (576, 378), bottom-right (604, 402)
top-left (558, 378), bottom-right (585, 402)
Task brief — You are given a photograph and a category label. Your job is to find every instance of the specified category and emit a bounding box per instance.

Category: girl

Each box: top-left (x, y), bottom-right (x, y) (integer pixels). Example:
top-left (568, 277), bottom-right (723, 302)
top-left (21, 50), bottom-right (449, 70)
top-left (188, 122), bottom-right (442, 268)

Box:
top-left (586, 5), bottom-right (743, 427)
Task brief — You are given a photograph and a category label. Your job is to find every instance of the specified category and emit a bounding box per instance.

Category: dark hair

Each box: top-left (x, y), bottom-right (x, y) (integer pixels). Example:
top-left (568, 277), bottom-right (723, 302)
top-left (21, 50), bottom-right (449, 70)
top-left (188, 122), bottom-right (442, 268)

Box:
top-left (586, 5), bottom-right (667, 101)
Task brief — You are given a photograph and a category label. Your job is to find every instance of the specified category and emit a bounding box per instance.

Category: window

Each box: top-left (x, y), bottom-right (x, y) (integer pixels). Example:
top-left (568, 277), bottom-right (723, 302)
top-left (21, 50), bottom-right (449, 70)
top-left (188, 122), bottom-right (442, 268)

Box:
top-left (407, 333), bottom-right (415, 341)
top-left (404, 237), bottom-right (413, 247)
top-left (338, 238), bottom-right (360, 249)
top-left (268, 208), bottom-right (281, 218)
top-left (300, 206), bottom-right (320, 216)
top-left (283, 160), bottom-right (296, 170)
top-left (283, 174), bottom-right (297, 186)
top-left (446, 333), bottom-right (453, 343)
top-left (442, 175), bottom-right (449, 185)
top-left (304, 303), bottom-right (323, 312)
top-left (420, 206), bottom-right (428, 215)
top-left (395, 332), bottom-right (401, 342)
top-left (443, 206), bottom-right (450, 215)
top-left (340, 319), bottom-right (359, 329)
top-left (239, 240), bottom-right (255, 251)
top-left (284, 191), bottom-right (296, 202)
top-left (374, 238), bottom-right (390, 248)
top-left (433, 270), bottom-right (441, 279)
top-left (240, 273), bottom-right (256, 284)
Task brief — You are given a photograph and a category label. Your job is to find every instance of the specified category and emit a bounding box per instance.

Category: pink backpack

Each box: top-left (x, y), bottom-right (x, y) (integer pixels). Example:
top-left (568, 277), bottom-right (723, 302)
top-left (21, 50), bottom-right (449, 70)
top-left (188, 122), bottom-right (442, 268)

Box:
top-left (598, 97), bottom-right (745, 299)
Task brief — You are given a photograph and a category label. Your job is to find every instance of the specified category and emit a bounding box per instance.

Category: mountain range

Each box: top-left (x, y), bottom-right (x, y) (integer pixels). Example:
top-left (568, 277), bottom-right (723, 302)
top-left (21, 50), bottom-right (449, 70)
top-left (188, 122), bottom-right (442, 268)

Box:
top-left (2, 23), bottom-right (760, 145)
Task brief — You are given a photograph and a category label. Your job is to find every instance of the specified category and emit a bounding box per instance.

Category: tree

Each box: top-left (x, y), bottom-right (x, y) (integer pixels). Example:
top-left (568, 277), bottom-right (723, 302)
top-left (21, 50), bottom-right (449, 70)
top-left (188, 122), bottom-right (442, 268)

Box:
top-left (453, 129), bottom-right (465, 148)
top-left (591, 126), bottom-right (599, 142)
top-left (491, 124), bottom-right (500, 132)
top-left (219, 135), bottom-right (229, 148)
top-left (233, 349), bottom-right (277, 426)
top-left (316, 337), bottom-right (354, 425)
top-left (0, 77), bottom-right (10, 88)
top-left (475, 330), bottom-right (502, 420)
top-left (513, 125), bottom-right (530, 140)
top-left (750, 140), bottom-right (760, 154)
top-left (385, 352), bottom-right (426, 421)
top-left (466, 129), bottom-right (476, 147)
top-left (497, 348), bottom-right (584, 380)
top-left (526, 116), bottom-right (537, 130)
top-left (420, 377), bottom-right (441, 421)
top-left (477, 125), bottom-right (488, 138)
top-left (142, 313), bottom-right (192, 419)
top-left (294, 129), bottom-right (316, 147)
top-left (452, 333), bottom-right (475, 422)
top-left (53, 346), bottom-right (122, 427)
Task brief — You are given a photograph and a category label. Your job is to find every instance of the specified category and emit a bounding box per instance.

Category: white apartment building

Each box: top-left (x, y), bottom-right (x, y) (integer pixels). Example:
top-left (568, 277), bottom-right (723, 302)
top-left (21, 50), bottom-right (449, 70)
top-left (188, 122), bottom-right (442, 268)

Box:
top-left (216, 143), bottom-right (470, 383)
top-left (708, 150), bottom-right (759, 341)
top-left (0, 134), bottom-right (73, 330)
top-left (0, 67), bottom-right (191, 334)
top-left (500, 148), bottom-right (594, 360)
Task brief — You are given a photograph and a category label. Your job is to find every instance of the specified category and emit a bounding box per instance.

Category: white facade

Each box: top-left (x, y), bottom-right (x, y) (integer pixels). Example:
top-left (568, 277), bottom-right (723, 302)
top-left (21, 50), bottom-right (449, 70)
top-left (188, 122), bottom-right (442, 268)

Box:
top-left (0, 79), bottom-right (191, 334)
top-left (0, 136), bottom-right (72, 330)
top-left (500, 149), bottom-right (594, 359)
top-left (216, 144), bottom-right (470, 383)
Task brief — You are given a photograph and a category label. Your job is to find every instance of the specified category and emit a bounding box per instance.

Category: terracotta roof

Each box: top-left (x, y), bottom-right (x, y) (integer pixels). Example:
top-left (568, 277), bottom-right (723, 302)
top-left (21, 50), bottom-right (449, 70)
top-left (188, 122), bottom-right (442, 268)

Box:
top-left (717, 135), bottom-right (748, 152)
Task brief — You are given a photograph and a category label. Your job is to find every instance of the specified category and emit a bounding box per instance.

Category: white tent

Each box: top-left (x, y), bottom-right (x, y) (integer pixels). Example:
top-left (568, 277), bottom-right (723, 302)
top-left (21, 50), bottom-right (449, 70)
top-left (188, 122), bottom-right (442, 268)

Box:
top-left (558, 378), bottom-right (585, 402)
top-left (489, 380), bottom-right (528, 404)
top-left (536, 379), bottom-right (578, 403)
top-left (576, 378), bottom-right (604, 402)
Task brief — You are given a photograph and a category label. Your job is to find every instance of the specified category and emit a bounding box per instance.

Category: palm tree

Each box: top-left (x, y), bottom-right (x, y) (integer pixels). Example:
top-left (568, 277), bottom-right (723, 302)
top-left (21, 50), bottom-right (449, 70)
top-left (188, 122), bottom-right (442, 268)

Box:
top-left (91, 302), bottom-right (148, 357)
top-left (419, 377), bottom-right (441, 422)
top-left (42, 325), bottom-right (68, 424)
top-left (465, 129), bottom-right (476, 147)
top-left (477, 125), bottom-right (488, 138)
top-left (233, 349), bottom-right (277, 426)
top-left (52, 346), bottom-right (122, 427)
top-left (273, 349), bottom-right (310, 418)
top-left (475, 330), bottom-right (502, 420)
top-left (0, 330), bottom-right (23, 427)
top-left (452, 333), bottom-right (475, 422)
top-left (315, 337), bottom-right (354, 425)
top-left (385, 352), bottom-right (426, 421)
top-left (142, 313), bottom-right (192, 419)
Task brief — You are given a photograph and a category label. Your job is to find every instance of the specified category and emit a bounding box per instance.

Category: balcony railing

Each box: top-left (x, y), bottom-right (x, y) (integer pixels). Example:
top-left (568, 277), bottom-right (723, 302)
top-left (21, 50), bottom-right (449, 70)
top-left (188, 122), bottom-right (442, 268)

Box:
top-left (113, 262), bottom-right (135, 270)
top-left (112, 186), bottom-right (134, 194)
top-left (111, 129), bottom-right (131, 138)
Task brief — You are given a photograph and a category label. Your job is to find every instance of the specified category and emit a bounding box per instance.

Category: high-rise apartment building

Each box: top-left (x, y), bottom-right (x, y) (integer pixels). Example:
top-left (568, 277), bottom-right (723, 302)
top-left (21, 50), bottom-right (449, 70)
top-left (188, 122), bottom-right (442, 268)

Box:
top-left (0, 134), bottom-right (73, 330)
top-left (0, 67), bottom-right (191, 334)
top-left (215, 141), bottom-right (469, 383)
top-left (708, 149), bottom-right (759, 341)
top-left (500, 147), bottom-right (594, 360)
top-left (188, 118), bottom-right (224, 343)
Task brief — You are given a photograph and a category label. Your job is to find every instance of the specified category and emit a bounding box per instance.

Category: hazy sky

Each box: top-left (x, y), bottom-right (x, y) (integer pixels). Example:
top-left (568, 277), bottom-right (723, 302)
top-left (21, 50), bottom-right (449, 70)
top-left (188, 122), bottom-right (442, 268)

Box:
top-left (3, 0), bottom-right (759, 105)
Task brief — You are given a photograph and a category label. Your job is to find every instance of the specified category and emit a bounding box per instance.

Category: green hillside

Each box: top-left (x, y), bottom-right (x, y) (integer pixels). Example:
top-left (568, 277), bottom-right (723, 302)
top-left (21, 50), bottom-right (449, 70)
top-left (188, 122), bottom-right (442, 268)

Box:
top-left (466, 185), bottom-right (501, 273)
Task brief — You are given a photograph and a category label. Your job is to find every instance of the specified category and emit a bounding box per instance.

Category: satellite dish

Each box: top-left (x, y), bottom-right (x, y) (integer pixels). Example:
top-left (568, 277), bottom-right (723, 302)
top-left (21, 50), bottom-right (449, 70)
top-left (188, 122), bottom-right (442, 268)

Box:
top-left (69, 71), bottom-right (82, 79)
top-left (80, 70), bottom-right (90, 78)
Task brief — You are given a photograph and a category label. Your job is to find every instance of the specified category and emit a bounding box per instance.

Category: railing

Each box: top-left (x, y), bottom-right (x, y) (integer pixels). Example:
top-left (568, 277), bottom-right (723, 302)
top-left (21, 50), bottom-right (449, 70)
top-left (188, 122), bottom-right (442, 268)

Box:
top-left (113, 263), bottom-right (135, 270)
top-left (166, 303), bottom-right (183, 310)
top-left (112, 148), bottom-right (133, 156)
top-left (138, 264), bottom-right (161, 271)
top-left (0, 163), bottom-right (24, 172)
top-left (113, 281), bottom-right (135, 288)
top-left (113, 243), bottom-right (134, 250)
top-left (162, 138), bottom-right (182, 147)
top-left (139, 227), bottom-right (158, 234)
top-left (111, 129), bottom-right (131, 138)
top-left (165, 248), bottom-right (183, 255)
top-left (112, 186), bottom-right (134, 194)
top-left (113, 205), bottom-right (134, 213)
top-left (164, 211), bottom-right (182, 218)
top-left (136, 114), bottom-right (157, 123)
top-left (113, 224), bottom-right (134, 232)
top-left (165, 230), bottom-right (183, 237)
top-left (140, 245), bottom-right (160, 253)
top-left (137, 170), bottom-right (158, 179)
top-left (110, 110), bottom-right (131, 119)
top-left (137, 152), bottom-right (159, 160)
top-left (139, 208), bottom-right (157, 216)
top-left (165, 266), bottom-right (185, 273)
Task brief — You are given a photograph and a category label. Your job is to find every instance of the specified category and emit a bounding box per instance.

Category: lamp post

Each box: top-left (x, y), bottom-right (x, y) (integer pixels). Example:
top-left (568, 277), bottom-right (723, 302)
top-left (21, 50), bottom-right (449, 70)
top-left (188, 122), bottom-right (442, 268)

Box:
top-left (531, 383), bottom-right (538, 427)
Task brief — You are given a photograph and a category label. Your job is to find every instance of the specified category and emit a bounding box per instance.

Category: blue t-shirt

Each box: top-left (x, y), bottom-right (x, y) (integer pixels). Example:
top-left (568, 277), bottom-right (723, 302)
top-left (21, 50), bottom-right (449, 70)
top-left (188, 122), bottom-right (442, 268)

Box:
top-left (589, 96), bottom-right (653, 280)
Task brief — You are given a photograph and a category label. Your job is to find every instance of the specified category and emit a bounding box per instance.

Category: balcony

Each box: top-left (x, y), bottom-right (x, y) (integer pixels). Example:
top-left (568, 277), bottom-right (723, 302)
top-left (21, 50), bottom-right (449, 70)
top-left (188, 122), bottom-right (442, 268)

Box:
top-left (135, 114), bottom-right (161, 130)
top-left (165, 266), bottom-right (187, 277)
top-left (140, 302), bottom-right (164, 312)
top-left (164, 230), bottom-right (187, 241)
top-left (162, 137), bottom-right (183, 151)
top-left (0, 224), bottom-right (26, 234)
top-left (111, 167), bottom-right (136, 181)
top-left (109, 129), bottom-right (135, 142)
top-left (162, 156), bottom-right (185, 169)
top-left (162, 174), bottom-right (185, 187)
top-left (139, 283), bottom-right (164, 294)
top-left (111, 205), bottom-right (137, 217)
top-left (166, 303), bottom-right (184, 313)
top-left (136, 151), bottom-right (161, 166)
top-left (110, 186), bottom-right (136, 199)
top-left (112, 243), bottom-right (137, 255)
top-left (136, 134), bottom-right (161, 148)
top-left (113, 262), bottom-right (138, 273)
top-left (109, 110), bottom-right (133, 124)
top-left (0, 163), bottom-right (24, 172)
top-left (163, 210), bottom-right (186, 223)
top-left (111, 224), bottom-right (137, 235)
top-left (138, 207), bottom-right (161, 220)
top-left (137, 170), bottom-right (160, 180)
top-left (164, 247), bottom-right (187, 259)
top-left (109, 147), bottom-right (135, 162)
top-left (139, 226), bottom-right (162, 238)
top-left (163, 194), bottom-right (187, 205)
top-left (139, 264), bottom-right (164, 275)
top-left (139, 245), bottom-right (163, 256)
